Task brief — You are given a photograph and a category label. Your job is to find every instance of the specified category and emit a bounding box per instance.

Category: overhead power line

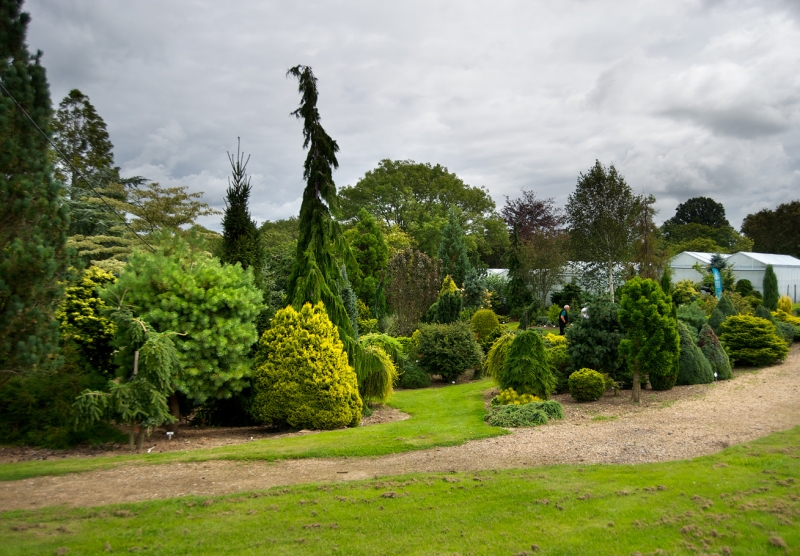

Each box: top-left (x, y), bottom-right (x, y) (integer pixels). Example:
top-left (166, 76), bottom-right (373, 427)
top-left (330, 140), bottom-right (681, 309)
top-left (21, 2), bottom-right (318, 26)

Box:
top-left (0, 80), bottom-right (156, 253)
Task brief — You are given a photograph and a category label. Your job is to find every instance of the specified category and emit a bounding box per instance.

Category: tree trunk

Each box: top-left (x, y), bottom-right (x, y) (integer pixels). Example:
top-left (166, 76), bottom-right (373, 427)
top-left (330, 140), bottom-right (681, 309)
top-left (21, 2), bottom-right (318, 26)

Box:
top-left (167, 393), bottom-right (181, 433)
top-left (608, 262), bottom-right (615, 304)
top-left (129, 424), bottom-right (136, 451)
top-left (632, 367), bottom-right (641, 403)
top-left (135, 426), bottom-right (145, 451)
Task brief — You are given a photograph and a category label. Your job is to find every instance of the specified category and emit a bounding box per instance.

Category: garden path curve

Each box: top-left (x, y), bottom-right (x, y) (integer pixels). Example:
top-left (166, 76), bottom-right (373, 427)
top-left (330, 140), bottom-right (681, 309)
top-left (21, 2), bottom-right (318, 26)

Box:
top-left (2, 346), bottom-right (799, 510)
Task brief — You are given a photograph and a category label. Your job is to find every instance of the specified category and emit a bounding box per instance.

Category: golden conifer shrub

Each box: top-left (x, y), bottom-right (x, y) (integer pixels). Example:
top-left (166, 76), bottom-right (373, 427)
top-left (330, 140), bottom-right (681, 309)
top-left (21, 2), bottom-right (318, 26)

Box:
top-left (251, 302), bottom-right (362, 429)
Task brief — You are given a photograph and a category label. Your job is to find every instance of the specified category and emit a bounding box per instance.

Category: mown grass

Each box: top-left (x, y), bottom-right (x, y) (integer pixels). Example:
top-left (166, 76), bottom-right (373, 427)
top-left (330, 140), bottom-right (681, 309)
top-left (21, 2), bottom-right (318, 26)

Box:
top-left (0, 379), bottom-right (507, 482)
top-left (3, 427), bottom-right (799, 555)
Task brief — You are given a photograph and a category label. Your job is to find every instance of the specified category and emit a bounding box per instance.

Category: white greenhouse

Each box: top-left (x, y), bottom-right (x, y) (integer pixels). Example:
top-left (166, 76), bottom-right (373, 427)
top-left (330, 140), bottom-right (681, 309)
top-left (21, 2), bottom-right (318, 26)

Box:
top-left (724, 252), bottom-right (800, 302)
top-left (669, 252), bottom-right (731, 284)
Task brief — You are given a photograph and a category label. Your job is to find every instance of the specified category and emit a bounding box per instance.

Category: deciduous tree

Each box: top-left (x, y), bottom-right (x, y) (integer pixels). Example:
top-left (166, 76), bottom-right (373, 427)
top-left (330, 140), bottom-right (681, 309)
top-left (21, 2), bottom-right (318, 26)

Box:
top-left (742, 200), bottom-right (800, 258)
top-left (566, 161), bottom-right (642, 302)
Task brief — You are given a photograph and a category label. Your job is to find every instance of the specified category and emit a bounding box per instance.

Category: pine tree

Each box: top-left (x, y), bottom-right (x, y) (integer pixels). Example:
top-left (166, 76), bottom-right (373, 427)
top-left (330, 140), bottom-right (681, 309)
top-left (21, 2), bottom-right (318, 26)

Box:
top-left (762, 264), bottom-right (779, 311)
top-left (51, 89), bottom-right (121, 237)
top-left (438, 207), bottom-right (472, 287)
top-left (0, 0), bottom-right (69, 383)
top-left (220, 138), bottom-right (265, 288)
top-left (344, 208), bottom-right (388, 317)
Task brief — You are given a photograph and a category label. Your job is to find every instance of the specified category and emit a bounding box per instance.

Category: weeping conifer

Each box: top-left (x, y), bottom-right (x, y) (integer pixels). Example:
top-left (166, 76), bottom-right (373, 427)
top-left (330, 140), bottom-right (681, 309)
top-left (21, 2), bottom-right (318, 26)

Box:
top-left (285, 65), bottom-right (390, 401)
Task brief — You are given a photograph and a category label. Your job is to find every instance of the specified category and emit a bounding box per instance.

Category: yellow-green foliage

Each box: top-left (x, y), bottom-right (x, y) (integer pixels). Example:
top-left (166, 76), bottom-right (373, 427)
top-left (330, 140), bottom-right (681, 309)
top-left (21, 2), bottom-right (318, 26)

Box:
top-left (491, 388), bottom-right (541, 406)
top-left (773, 310), bottom-right (800, 327)
top-left (542, 333), bottom-right (567, 348)
top-left (359, 344), bottom-right (397, 402)
top-left (720, 315), bottom-right (789, 367)
top-left (778, 295), bottom-right (793, 314)
top-left (672, 280), bottom-right (699, 307)
top-left (568, 368), bottom-right (606, 402)
top-left (547, 304), bottom-right (561, 325)
top-left (471, 309), bottom-right (500, 341)
top-left (440, 274), bottom-right (459, 295)
top-left (56, 266), bottom-right (117, 371)
top-left (251, 302), bottom-right (362, 429)
top-left (485, 332), bottom-right (515, 378)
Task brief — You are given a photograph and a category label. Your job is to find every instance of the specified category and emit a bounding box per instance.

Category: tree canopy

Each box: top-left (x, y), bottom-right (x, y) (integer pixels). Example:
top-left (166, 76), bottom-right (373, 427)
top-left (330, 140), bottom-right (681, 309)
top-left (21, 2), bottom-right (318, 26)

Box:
top-left (741, 200), bottom-right (800, 258)
top-left (664, 196), bottom-right (729, 229)
top-left (339, 159), bottom-right (508, 266)
top-left (566, 160), bottom-right (642, 302)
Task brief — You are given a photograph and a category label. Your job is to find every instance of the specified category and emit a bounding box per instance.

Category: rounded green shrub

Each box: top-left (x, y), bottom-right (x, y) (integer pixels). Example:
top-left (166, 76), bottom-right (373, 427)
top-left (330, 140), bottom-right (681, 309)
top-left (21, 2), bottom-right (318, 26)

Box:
top-left (471, 309), bottom-right (500, 342)
top-left (497, 330), bottom-right (556, 399)
top-left (708, 308), bottom-right (726, 336)
top-left (716, 294), bottom-right (737, 318)
top-left (754, 305), bottom-right (773, 321)
top-left (676, 321), bottom-right (714, 385)
top-left (568, 368), bottom-right (606, 402)
top-left (251, 302), bottom-right (362, 429)
top-left (491, 388), bottom-right (541, 406)
top-left (415, 322), bottom-right (483, 382)
top-left (397, 360), bottom-right (431, 389)
top-left (542, 333), bottom-right (567, 348)
top-left (485, 404), bottom-right (548, 428)
top-left (535, 399), bottom-right (565, 420)
top-left (697, 324), bottom-right (732, 380)
top-left (676, 301), bottom-right (707, 338)
top-left (546, 344), bottom-right (571, 394)
top-left (720, 315), bottom-right (789, 366)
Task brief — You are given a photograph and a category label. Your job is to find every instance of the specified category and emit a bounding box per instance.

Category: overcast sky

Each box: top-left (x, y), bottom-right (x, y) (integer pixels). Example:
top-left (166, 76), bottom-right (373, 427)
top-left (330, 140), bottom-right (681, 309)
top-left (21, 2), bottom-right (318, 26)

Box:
top-left (25, 0), bottom-right (800, 231)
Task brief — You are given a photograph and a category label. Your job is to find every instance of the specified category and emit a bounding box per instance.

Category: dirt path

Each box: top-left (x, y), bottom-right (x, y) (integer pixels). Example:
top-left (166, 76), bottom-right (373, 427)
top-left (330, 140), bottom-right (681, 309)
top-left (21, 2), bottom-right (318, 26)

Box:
top-left (2, 347), bottom-right (799, 511)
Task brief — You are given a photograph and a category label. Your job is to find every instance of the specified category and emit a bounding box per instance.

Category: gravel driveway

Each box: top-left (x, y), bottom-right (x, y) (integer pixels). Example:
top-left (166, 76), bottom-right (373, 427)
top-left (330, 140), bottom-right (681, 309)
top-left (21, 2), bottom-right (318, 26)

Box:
top-left (2, 346), bottom-right (799, 511)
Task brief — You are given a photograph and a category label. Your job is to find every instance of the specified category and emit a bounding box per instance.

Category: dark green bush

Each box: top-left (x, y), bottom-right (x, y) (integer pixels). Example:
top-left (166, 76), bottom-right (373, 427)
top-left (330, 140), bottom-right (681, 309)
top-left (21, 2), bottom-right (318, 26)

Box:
top-left (720, 315), bottom-right (789, 366)
top-left (546, 344), bottom-right (571, 394)
top-left (485, 403), bottom-right (548, 428)
top-left (0, 351), bottom-right (125, 448)
top-left (754, 305), bottom-right (773, 321)
top-left (697, 324), bottom-right (732, 380)
top-left (735, 279), bottom-right (754, 297)
top-left (708, 307), bottom-right (726, 336)
top-left (397, 360), bottom-right (431, 389)
top-left (676, 321), bottom-right (714, 385)
top-left (434, 291), bottom-right (463, 324)
top-left (717, 294), bottom-right (737, 318)
top-left (415, 322), bottom-right (483, 382)
top-left (568, 368), bottom-right (606, 402)
top-left (677, 301), bottom-right (707, 339)
top-left (479, 325), bottom-right (505, 354)
top-left (497, 330), bottom-right (556, 399)
top-left (776, 321), bottom-right (795, 345)
top-left (565, 296), bottom-right (625, 380)
top-left (648, 358), bottom-right (679, 391)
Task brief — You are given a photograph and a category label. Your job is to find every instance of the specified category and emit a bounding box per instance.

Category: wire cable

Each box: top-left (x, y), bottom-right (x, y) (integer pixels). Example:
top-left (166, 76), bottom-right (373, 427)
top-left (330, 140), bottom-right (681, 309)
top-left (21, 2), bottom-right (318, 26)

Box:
top-left (0, 80), bottom-right (156, 252)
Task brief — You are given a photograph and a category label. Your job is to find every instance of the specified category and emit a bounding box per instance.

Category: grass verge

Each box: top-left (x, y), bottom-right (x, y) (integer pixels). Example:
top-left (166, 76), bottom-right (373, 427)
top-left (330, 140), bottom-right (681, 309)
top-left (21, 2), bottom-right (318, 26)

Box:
top-left (2, 427), bottom-right (799, 555)
top-left (0, 379), bottom-right (506, 482)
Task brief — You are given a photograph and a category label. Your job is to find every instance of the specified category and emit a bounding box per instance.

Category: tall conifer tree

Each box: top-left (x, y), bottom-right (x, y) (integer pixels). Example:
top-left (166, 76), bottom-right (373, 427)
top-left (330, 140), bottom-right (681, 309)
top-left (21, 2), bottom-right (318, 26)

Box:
top-left (220, 138), bottom-right (265, 287)
top-left (0, 0), bottom-right (68, 382)
top-left (284, 65), bottom-right (354, 340)
top-left (438, 207), bottom-right (472, 287)
top-left (762, 264), bottom-right (779, 311)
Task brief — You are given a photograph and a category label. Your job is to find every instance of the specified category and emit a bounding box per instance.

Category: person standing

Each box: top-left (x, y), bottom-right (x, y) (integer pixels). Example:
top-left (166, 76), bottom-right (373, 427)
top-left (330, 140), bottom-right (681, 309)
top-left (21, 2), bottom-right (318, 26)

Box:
top-left (559, 304), bottom-right (570, 335)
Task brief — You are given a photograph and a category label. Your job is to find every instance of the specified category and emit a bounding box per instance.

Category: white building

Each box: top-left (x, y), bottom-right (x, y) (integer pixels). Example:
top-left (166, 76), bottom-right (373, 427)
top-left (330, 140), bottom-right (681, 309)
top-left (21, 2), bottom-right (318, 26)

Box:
top-left (669, 252), bottom-right (731, 284)
top-left (724, 252), bottom-right (800, 302)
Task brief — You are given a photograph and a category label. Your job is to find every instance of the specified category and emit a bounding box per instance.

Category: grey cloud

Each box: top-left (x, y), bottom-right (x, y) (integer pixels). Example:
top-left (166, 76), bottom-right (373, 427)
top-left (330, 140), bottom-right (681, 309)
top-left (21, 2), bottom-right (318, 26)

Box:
top-left (23, 0), bottom-right (800, 233)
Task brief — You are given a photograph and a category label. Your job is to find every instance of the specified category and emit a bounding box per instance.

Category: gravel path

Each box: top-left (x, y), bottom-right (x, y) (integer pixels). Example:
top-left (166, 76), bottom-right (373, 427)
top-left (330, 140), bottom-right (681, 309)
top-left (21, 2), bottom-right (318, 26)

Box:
top-left (2, 346), bottom-right (799, 511)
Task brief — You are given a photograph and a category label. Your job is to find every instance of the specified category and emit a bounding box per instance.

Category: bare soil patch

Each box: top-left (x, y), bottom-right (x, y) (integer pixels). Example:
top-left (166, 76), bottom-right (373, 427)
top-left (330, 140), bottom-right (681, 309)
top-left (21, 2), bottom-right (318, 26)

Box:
top-left (1, 346), bottom-right (799, 511)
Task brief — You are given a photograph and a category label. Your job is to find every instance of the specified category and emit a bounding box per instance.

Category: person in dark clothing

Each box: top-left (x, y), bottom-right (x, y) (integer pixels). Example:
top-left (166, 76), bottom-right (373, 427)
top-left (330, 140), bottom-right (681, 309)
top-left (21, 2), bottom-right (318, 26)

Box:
top-left (559, 304), bottom-right (570, 335)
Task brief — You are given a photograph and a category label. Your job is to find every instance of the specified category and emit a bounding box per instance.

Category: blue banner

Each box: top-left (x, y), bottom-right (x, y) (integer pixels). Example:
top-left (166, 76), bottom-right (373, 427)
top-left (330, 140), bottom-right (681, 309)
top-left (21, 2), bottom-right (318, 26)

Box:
top-left (712, 268), bottom-right (723, 299)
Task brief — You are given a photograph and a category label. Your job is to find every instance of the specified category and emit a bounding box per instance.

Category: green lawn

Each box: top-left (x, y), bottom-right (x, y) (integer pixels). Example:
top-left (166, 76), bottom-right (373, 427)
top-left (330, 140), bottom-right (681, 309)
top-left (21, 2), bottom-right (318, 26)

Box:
top-left (0, 379), bottom-right (507, 482)
top-left (3, 426), bottom-right (799, 555)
